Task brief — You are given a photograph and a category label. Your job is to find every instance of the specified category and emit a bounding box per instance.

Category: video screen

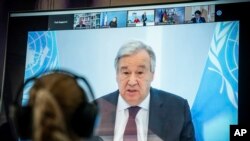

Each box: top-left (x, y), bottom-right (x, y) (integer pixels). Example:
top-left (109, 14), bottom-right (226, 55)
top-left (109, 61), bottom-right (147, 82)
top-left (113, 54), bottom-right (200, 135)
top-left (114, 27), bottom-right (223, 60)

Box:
top-left (24, 21), bottom-right (238, 140)
top-left (155, 7), bottom-right (185, 25)
top-left (127, 10), bottom-right (155, 27)
top-left (100, 11), bottom-right (127, 28)
top-left (184, 5), bottom-right (215, 24)
top-left (74, 13), bottom-right (101, 29)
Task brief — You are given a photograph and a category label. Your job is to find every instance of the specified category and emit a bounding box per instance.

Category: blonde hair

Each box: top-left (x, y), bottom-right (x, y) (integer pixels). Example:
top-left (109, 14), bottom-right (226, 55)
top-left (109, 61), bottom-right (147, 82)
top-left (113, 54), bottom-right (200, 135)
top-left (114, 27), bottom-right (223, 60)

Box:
top-left (28, 73), bottom-right (86, 141)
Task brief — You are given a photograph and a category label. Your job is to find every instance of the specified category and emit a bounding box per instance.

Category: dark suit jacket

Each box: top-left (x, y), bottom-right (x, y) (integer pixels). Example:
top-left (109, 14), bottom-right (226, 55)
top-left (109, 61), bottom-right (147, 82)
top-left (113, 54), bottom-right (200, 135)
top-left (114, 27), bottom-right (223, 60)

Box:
top-left (191, 17), bottom-right (206, 23)
top-left (95, 87), bottom-right (195, 141)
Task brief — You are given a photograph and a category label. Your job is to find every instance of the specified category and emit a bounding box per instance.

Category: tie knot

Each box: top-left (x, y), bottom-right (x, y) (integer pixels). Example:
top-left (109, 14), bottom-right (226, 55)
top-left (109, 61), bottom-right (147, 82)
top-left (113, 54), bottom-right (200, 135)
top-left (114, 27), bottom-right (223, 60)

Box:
top-left (128, 106), bottom-right (141, 119)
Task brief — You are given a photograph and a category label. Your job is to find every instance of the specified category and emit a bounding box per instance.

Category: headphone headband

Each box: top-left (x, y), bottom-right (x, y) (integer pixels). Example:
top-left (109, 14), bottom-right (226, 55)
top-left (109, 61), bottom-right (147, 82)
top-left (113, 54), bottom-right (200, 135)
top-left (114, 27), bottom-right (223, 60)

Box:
top-left (15, 69), bottom-right (97, 106)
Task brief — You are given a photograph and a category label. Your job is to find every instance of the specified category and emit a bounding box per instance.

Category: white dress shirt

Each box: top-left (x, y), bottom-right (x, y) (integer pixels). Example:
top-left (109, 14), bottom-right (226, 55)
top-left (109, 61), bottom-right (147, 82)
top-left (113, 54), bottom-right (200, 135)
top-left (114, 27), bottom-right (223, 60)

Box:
top-left (114, 93), bottom-right (150, 141)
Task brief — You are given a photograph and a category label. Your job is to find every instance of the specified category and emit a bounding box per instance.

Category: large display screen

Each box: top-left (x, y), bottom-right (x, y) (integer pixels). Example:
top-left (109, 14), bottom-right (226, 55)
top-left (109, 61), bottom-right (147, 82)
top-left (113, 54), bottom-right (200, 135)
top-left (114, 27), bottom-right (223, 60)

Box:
top-left (25, 20), bottom-right (238, 141)
top-left (3, 0), bottom-right (250, 141)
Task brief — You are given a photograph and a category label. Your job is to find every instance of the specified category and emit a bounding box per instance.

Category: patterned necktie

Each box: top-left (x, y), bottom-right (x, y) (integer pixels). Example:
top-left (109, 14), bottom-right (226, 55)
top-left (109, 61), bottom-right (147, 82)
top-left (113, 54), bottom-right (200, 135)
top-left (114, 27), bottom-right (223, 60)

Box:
top-left (123, 106), bottom-right (141, 141)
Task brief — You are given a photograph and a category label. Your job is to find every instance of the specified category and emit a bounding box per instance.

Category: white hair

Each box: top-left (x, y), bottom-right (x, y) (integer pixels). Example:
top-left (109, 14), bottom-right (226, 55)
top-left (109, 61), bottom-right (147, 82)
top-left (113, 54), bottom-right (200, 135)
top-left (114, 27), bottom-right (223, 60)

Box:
top-left (114, 40), bottom-right (156, 72)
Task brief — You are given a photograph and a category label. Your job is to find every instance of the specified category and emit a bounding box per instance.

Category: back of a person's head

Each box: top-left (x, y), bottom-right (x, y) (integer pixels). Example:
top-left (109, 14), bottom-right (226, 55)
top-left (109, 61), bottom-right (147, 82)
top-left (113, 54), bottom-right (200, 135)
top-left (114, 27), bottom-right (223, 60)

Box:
top-left (28, 73), bottom-right (87, 141)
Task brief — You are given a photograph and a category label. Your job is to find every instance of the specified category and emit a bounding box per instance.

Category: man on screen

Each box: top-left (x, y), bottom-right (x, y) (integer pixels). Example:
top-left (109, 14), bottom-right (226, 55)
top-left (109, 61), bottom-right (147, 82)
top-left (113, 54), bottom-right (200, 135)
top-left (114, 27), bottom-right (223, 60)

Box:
top-left (191, 10), bottom-right (206, 23)
top-left (141, 12), bottom-right (147, 26)
top-left (75, 17), bottom-right (86, 29)
top-left (96, 40), bottom-right (195, 141)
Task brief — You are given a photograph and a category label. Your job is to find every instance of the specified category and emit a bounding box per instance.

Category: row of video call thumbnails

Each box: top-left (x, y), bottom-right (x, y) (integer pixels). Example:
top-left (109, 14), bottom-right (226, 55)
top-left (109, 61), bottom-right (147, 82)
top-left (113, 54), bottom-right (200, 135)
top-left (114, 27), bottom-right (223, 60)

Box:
top-left (48, 5), bottom-right (215, 30)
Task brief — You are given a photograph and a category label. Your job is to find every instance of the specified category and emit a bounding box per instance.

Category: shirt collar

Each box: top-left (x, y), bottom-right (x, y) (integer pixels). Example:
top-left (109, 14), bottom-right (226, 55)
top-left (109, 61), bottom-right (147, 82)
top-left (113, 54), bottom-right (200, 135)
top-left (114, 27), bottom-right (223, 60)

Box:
top-left (117, 92), bottom-right (150, 111)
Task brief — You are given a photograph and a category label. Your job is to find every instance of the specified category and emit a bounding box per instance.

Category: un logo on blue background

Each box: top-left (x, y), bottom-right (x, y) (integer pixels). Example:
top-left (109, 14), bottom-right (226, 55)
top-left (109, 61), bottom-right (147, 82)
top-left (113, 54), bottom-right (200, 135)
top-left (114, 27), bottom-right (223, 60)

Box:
top-left (22, 31), bottom-right (59, 105)
top-left (225, 23), bottom-right (238, 85)
top-left (25, 31), bottom-right (59, 79)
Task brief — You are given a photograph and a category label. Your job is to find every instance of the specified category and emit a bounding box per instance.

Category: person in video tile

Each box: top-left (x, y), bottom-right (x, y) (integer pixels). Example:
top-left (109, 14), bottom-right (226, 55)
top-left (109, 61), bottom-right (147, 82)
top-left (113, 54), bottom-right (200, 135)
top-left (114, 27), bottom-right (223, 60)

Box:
top-left (109, 17), bottom-right (118, 28)
top-left (134, 16), bottom-right (140, 23)
top-left (191, 10), bottom-right (206, 23)
top-left (141, 12), bottom-right (147, 26)
top-left (75, 17), bottom-right (86, 28)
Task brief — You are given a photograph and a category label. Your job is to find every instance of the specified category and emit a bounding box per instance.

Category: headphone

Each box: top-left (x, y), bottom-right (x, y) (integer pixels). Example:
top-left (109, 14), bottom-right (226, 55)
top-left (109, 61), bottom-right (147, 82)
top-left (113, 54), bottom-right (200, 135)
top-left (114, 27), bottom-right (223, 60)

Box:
top-left (10, 69), bottom-right (99, 139)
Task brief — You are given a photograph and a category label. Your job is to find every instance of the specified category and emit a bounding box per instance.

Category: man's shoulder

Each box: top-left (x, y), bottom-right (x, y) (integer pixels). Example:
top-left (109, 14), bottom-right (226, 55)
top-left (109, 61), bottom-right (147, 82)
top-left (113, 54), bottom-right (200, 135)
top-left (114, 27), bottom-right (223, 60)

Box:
top-left (201, 17), bottom-right (206, 22)
top-left (96, 90), bottom-right (119, 105)
top-left (95, 91), bottom-right (119, 113)
top-left (151, 88), bottom-right (187, 103)
top-left (98, 90), bottom-right (118, 100)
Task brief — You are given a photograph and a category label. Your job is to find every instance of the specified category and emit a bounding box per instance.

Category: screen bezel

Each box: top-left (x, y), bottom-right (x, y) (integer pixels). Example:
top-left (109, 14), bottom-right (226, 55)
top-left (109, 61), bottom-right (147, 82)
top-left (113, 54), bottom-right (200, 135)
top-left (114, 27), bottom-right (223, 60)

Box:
top-left (1, 0), bottom-right (250, 139)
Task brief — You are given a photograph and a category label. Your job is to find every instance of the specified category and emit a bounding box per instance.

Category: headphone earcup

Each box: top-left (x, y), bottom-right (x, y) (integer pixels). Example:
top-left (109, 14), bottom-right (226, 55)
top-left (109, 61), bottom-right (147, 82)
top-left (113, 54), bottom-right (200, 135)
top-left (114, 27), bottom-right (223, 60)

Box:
top-left (15, 106), bottom-right (32, 139)
top-left (71, 102), bottom-right (97, 138)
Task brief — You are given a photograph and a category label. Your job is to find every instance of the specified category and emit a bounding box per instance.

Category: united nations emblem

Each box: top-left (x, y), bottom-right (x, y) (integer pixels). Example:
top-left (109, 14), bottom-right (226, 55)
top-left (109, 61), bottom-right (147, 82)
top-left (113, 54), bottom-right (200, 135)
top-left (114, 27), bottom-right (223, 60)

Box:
top-left (22, 31), bottom-right (59, 105)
